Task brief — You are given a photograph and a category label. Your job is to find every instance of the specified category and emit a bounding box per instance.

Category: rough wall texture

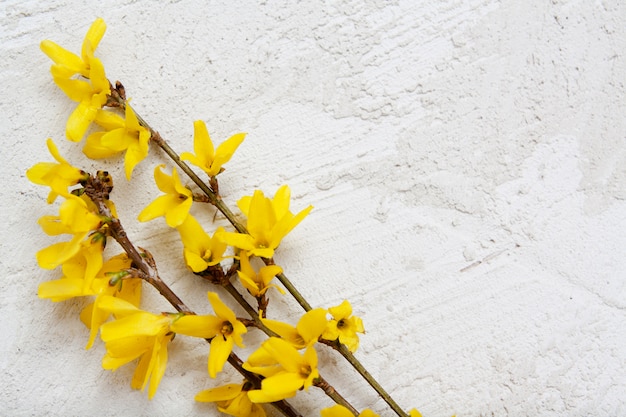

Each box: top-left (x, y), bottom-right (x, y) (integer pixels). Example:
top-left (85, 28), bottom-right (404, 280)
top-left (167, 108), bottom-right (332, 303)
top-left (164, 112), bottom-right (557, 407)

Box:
top-left (1, 0), bottom-right (625, 416)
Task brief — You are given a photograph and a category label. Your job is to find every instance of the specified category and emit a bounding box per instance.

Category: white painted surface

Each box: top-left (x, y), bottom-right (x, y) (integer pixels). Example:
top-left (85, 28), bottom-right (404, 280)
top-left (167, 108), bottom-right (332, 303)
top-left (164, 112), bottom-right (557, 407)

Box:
top-left (1, 1), bottom-right (625, 416)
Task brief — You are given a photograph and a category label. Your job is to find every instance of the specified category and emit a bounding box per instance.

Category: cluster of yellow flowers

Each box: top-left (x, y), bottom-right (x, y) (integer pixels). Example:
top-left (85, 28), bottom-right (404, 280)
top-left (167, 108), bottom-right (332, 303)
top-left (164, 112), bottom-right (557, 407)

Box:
top-left (30, 18), bottom-right (426, 417)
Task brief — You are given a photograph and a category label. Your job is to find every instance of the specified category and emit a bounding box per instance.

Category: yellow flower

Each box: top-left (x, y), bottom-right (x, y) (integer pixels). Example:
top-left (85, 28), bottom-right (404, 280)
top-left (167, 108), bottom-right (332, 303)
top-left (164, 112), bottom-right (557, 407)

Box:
top-left (40, 18), bottom-right (106, 79)
top-left (217, 185), bottom-right (312, 258)
top-left (261, 308), bottom-right (327, 350)
top-left (321, 300), bottom-right (365, 353)
top-left (237, 252), bottom-right (284, 297)
top-left (37, 236), bottom-right (104, 301)
top-left (36, 196), bottom-right (103, 270)
top-left (98, 296), bottom-right (174, 399)
top-left (170, 292), bottom-right (247, 378)
top-left (80, 253), bottom-right (142, 349)
top-left (176, 215), bottom-right (227, 272)
top-left (409, 409), bottom-right (423, 417)
top-left (26, 138), bottom-right (87, 203)
top-left (195, 381), bottom-right (266, 417)
top-left (52, 54), bottom-right (110, 142)
top-left (320, 405), bottom-right (380, 417)
top-left (137, 165), bottom-right (193, 227)
top-left (83, 105), bottom-right (151, 179)
top-left (244, 337), bottom-right (319, 403)
top-left (181, 120), bottom-right (245, 177)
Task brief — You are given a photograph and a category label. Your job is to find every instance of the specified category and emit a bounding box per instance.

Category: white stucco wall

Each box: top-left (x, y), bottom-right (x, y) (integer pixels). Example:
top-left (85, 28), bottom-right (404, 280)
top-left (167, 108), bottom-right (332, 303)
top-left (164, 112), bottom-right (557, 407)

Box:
top-left (1, 1), bottom-right (625, 416)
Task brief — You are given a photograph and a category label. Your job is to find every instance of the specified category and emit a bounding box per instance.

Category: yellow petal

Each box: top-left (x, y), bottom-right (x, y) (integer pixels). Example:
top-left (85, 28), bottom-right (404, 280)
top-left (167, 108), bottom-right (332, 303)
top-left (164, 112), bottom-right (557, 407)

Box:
top-left (247, 386), bottom-right (296, 404)
top-left (216, 231), bottom-right (257, 252)
top-left (164, 196), bottom-right (192, 227)
top-left (195, 383), bottom-right (243, 402)
top-left (208, 335), bottom-right (234, 378)
top-left (237, 195), bottom-right (252, 216)
top-left (170, 314), bottom-right (222, 338)
top-left (210, 132), bottom-right (245, 176)
top-left (153, 165), bottom-right (176, 194)
top-left (66, 101), bottom-right (98, 142)
top-left (137, 195), bottom-right (176, 223)
top-left (249, 247), bottom-right (276, 259)
top-left (36, 235), bottom-right (85, 270)
top-left (124, 103), bottom-right (142, 131)
top-left (179, 151), bottom-right (202, 169)
top-left (147, 335), bottom-right (171, 398)
top-left (296, 308), bottom-right (328, 345)
top-left (94, 109), bottom-right (125, 131)
top-left (258, 265), bottom-right (282, 287)
top-left (99, 129), bottom-right (130, 152)
top-left (83, 132), bottom-right (122, 159)
top-left (328, 300), bottom-right (352, 320)
top-left (208, 292), bottom-right (237, 323)
top-left (262, 338), bottom-right (302, 373)
top-left (46, 138), bottom-right (69, 164)
top-left (322, 321), bottom-right (340, 341)
top-left (96, 295), bottom-right (140, 317)
top-left (193, 120), bottom-right (215, 168)
top-left (100, 312), bottom-right (168, 342)
top-left (261, 318), bottom-right (299, 341)
top-left (253, 372), bottom-right (302, 402)
top-left (88, 56), bottom-right (110, 95)
top-left (247, 190), bottom-right (274, 243)
top-left (183, 248), bottom-right (209, 272)
top-left (40, 40), bottom-right (83, 73)
top-left (124, 136), bottom-right (149, 180)
top-left (103, 348), bottom-right (144, 370)
top-left (82, 18), bottom-right (107, 62)
top-left (269, 205), bottom-right (313, 249)
top-left (172, 168), bottom-right (192, 197)
top-left (26, 162), bottom-right (57, 186)
top-left (53, 77), bottom-right (93, 102)
top-left (238, 270), bottom-right (262, 297)
top-left (271, 185), bottom-right (291, 219)
top-left (131, 348), bottom-right (152, 392)
top-left (38, 278), bottom-right (85, 301)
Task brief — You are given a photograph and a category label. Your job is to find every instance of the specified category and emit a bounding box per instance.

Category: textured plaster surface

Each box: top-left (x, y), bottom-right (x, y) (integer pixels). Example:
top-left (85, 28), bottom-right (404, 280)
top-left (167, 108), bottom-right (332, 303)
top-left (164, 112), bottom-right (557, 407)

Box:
top-left (1, 1), bottom-right (625, 416)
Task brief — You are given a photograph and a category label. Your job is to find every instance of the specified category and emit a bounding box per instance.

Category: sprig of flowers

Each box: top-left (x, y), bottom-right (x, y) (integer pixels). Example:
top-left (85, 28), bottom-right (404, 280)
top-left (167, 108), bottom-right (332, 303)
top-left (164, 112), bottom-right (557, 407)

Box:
top-left (28, 17), bottom-right (435, 417)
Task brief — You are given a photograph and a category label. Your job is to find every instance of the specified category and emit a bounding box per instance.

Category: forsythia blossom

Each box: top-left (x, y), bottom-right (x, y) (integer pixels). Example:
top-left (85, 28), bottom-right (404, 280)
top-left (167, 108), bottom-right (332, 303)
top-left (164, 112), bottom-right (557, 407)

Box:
top-left (170, 292), bottom-right (247, 378)
top-left (40, 17), bottom-right (106, 79)
top-left (51, 52), bottom-right (110, 142)
top-left (195, 381), bottom-right (266, 417)
top-left (217, 185), bottom-right (312, 258)
top-left (98, 296), bottom-right (174, 399)
top-left (83, 104), bottom-right (151, 180)
top-left (176, 215), bottom-right (227, 273)
top-left (41, 18), bottom-right (111, 142)
top-left (138, 165), bottom-right (193, 227)
top-left (322, 300), bottom-right (365, 353)
top-left (181, 120), bottom-right (245, 177)
top-left (37, 236), bottom-right (104, 301)
top-left (261, 308), bottom-right (328, 349)
top-left (244, 337), bottom-right (319, 403)
top-left (36, 196), bottom-right (104, 270)
top-left (237, 252), bottom-right (284, 297)
top-left (26, 138), bottom-right (87, 203)
top-left (80, 253), bottom-right (142, 349)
